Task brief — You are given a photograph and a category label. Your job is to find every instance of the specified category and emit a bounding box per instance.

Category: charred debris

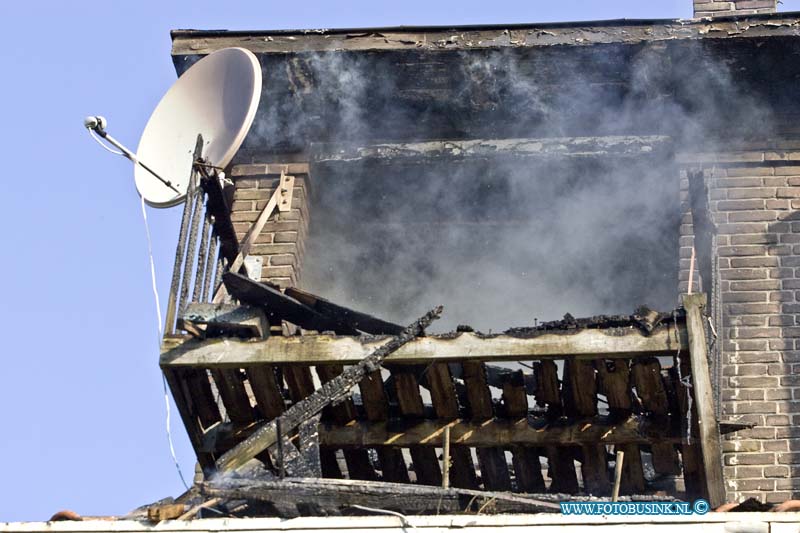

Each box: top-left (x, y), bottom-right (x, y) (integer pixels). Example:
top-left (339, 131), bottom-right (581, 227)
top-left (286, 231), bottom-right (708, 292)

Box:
top-left (152, 263), bottom-right (738, 519)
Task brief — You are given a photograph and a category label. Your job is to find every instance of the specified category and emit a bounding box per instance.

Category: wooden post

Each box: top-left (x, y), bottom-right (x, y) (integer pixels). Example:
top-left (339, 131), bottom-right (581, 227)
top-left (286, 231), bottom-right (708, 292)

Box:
top-left (612, 450), bottom-right (624, 502)
top-left (682, 293), bottom-right (726, 508)
top-left (442, 425), bottom-right (451, 489)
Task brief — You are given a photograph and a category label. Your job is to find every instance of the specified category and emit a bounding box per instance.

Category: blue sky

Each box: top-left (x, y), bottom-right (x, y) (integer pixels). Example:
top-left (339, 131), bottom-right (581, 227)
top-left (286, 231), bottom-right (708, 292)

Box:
top-left (1, 0), bottom-right (798, 522)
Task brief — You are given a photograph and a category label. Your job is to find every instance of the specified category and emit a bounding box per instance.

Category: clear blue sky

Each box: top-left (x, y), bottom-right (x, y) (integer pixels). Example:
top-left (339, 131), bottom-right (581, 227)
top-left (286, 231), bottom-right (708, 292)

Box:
top-left (1, 0), bottom-right (798, 523)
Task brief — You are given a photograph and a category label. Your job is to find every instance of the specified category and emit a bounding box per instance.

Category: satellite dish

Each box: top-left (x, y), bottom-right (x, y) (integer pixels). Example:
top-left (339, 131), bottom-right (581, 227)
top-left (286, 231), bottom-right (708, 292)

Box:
top-left (134, 47), bottom-right (262, 207)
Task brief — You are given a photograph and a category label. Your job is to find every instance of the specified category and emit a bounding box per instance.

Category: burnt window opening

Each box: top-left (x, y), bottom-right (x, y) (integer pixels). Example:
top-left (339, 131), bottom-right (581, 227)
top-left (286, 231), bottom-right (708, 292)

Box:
top-left (302, 146), bottom-right (681, 331)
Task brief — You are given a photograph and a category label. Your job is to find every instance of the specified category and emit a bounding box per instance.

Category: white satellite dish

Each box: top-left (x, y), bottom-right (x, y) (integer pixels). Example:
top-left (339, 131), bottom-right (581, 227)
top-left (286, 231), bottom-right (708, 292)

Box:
top-left (133, 47), bottom-right (262, 207)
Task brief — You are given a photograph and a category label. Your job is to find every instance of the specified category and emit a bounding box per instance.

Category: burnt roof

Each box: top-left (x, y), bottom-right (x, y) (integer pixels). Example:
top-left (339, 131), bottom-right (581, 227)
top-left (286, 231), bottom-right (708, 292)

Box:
top-left (170, 12), bottom-right (800, 157)
top-left (171, 12), bottom-right (800, 55)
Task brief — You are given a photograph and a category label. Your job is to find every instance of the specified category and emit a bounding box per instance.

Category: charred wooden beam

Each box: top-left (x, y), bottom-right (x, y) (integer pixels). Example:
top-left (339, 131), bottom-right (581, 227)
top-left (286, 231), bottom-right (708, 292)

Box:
top-left (312, 136), bottom-right (673, 165)
top-left (631, 357), bottom-right (681, 475)
top-left (319, 415), bottom-right (681, 448)
top-left (286, 286), bottom-right (404, 335)
top-left (162, 323), bottom-right (688, 368)
top-left (178, 303), bottom-right (268, 338)
top-left (213, 306), bottom-right (442, 472)
top-left (682, 293), bottom-right (726, 509)
top-left (208, 411), bottom-right (749, 457)
top-left (201, 478), bottom-right (561, 516)
top-left (357, 370), bottom-right (411, 483)
top-left (223, 272), bottom-right (359, 335)
top-left (501, 370), bottom-right (546, 493)
top-left (393, 369), bottom-right (443, 486)
top-left (462, 361), bottom-right (511, 491)
top-left (316, 364), bottom-right (379, 481)
top-left (199, 166), bottom-right (239, 264)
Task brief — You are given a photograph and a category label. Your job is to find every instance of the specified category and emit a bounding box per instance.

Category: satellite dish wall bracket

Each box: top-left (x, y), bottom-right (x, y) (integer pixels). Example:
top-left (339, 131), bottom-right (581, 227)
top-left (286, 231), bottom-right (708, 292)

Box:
top-left (212, 170), bottom-right (295, 303)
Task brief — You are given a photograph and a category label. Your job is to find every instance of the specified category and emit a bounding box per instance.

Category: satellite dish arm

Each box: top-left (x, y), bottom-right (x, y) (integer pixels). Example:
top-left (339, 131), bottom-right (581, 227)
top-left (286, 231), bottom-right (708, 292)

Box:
top-left (84, 116), bottom-right (180, 194)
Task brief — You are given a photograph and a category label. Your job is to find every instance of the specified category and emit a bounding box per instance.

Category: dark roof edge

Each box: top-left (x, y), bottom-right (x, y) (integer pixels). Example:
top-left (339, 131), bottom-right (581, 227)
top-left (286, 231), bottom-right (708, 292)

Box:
top-left (170, 10), bottom-right (800, 40)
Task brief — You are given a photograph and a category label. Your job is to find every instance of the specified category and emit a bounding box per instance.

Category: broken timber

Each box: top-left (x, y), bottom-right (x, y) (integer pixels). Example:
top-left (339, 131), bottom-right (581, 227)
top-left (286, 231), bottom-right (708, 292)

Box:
top-left (322, 414), bottom-right (680, 447)
top-left (178, 303), bottom-right (268, 338)
top-left (286, 285), bottom-right (405, 335)
top-left (201, 478), bottom-right (561, 516)
top-left (213, 306), bottom-right (443, 472)
top-left (682, 293), bottom-right (726, 509)
top-left (222, 271), bottom-right (359, 334)
top-left (161, 322), bottom-right (687, 368)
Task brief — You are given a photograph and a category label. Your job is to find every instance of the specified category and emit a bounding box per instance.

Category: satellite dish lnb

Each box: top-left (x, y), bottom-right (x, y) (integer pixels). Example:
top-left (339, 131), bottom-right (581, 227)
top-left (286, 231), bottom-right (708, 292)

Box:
top-left (135, 47), bottom-right (262, 207)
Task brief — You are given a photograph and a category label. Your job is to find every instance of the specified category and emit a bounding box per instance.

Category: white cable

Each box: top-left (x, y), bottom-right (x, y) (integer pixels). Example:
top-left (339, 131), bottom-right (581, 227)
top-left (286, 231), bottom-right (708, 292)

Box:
top-left (88, 124), bottom-right (189, 489)
top-left (140, 195), bottom-right (190, 491)
top-left (349, 505), bottom-right (417, 530)
top-left (89, 129), bottom-right (125, 156)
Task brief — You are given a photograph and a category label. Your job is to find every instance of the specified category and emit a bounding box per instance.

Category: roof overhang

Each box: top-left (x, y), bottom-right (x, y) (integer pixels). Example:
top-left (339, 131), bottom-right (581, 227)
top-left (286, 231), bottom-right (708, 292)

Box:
top-left (170, 13), bottom-right (800, 158)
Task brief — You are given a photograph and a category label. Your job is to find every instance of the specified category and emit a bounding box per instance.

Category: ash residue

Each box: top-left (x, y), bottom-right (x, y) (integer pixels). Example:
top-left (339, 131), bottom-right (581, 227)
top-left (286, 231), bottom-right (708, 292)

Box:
top-left (501, 306), bottom-right (682, 338)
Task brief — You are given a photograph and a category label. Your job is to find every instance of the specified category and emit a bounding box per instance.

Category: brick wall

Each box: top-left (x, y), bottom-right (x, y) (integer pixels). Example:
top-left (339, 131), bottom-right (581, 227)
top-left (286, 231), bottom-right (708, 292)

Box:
top-left (679, 144), bottom-right (800, 503)
top-left (229, 165), bottom-right (311, 289)
top-left (693, 0), bottom-right (777, 18)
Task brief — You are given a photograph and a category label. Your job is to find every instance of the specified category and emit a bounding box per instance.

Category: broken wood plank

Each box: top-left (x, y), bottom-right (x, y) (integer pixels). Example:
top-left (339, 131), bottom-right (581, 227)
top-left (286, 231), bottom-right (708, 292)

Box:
top-left (202, 478), bottom-right (561, 517)
top-left (222, 272), bottom-right (359, 334)
top-left (682, 293), bottom-right (726, 509)
top-left (393, 370), bottom-right (443, 486)
top-left (216, 413), bottom-right (688, 450)
top-left (563, 359), bottom-right (611, 495)
top-left (210, 368), bottom-right (255, 426)
top-left (630, 357), bottom-right (681, 475)
top-left (161, 323), bottom-right (687, 367)
top-left (501, 369), bottom-right (546, 493)
top-left (181, 368), bottom-right (222, 431)
top-left (670, 363), bottom-right (705, 502)
top-left (357, 370), bottom-right (411, 483)
top-left (162, 368), bottom-right (217, 470)
top-left (178, 303), bottom-right (268, 338)
top-left (199, 166), bottom-right (239, 264)
top-left (246, 366), bottom-right (285, 421)
top-left (425, 363), bottom-right (478, 489)
top-left (534, 360), bottom-right (579, 494)
top-left (462, 361), bottom-right (511, 491)
top-left (596, 359), bottom-right (645, 495)
top-left (214, 307), bottom-right (442, 472)
top-left (316, 364), bottom-right (379, 481)
top-left (285, 286), bottom-right (404, 335)
top-left (146, 503), bottom-right (186, 523)
top-left (283, 365), bottom-right (342, 478)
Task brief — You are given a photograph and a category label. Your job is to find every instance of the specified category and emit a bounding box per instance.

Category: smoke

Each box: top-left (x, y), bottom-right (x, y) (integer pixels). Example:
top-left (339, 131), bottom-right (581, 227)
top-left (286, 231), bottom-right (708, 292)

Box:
top-left (254, 42), bottom-right (772, 332)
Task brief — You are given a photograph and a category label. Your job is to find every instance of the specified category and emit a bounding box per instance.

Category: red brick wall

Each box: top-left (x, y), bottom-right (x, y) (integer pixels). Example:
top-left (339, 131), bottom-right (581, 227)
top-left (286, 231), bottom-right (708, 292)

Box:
top-left (229, 166), bottom-right (310, 289)
top-left (693, 0), bottom-right (777, 18)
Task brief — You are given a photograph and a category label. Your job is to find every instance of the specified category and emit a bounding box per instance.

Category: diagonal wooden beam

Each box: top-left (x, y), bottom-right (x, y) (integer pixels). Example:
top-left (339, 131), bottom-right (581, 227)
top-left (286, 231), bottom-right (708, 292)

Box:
top-left (213, 306), bottom-right (443, 473)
